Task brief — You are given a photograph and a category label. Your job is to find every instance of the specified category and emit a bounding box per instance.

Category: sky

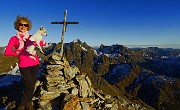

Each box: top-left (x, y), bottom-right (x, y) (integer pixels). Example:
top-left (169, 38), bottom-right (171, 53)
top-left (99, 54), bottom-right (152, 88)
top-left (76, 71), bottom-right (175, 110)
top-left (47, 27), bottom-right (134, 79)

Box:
top-left (0, 0), bottom-right (180, 48)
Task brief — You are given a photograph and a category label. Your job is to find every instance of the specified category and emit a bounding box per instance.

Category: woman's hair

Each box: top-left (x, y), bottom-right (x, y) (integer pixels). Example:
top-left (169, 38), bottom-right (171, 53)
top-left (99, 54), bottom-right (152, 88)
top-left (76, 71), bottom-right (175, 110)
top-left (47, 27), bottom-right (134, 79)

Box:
top-left (14, 15), bottom-right (32, 31)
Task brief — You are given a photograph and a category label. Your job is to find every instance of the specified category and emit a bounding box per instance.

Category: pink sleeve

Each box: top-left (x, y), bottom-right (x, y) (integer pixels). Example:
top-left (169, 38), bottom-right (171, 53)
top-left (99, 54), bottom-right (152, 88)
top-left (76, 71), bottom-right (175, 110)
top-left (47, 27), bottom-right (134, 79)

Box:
top-left (34, 40), bottom-right (46, 46)
top-left (4, 37), bottom-right (18, 56)
top-left (40, 40), bottom-right (46, 46)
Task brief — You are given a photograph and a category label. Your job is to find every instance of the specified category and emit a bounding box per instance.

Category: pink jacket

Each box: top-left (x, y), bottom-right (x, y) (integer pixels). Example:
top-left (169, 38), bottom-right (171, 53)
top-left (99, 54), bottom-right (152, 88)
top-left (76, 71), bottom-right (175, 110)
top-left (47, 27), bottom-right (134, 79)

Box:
top-left (4, 35), bottom-right (46, 68)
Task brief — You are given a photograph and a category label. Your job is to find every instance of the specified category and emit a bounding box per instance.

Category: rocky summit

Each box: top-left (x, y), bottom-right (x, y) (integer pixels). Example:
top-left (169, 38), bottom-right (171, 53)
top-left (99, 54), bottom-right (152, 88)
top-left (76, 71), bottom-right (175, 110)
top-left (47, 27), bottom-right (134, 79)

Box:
top-left (1, 51), bottom-right (153, 110)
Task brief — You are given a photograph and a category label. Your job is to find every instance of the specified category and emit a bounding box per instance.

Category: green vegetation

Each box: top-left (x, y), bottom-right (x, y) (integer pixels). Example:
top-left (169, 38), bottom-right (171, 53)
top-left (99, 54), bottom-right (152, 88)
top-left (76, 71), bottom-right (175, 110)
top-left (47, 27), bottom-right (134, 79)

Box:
top-left (0, 55), bottom-right (18, 74)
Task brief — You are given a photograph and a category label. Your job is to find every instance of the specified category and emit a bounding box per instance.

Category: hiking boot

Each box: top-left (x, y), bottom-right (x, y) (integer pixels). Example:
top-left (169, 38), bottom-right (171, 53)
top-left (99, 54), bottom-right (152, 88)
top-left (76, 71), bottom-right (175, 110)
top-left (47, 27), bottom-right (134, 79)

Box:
top-left (26, 101), bottom-right (34, 110)
top-left (17, 104), bottom-right (26, 110)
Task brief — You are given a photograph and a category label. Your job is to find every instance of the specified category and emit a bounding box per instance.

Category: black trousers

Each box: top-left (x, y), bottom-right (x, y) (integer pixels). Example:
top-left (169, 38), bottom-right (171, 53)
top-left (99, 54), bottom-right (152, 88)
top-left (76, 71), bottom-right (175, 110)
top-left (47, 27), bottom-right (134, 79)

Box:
top-left (19, 64), bottom-right (40, 105)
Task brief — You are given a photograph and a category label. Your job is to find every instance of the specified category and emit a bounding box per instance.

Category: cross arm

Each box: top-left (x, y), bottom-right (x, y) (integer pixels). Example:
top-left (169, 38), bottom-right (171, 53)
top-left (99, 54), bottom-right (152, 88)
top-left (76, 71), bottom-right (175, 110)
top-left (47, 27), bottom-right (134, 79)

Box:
top-left (51, 22), bottom-right (79, 24)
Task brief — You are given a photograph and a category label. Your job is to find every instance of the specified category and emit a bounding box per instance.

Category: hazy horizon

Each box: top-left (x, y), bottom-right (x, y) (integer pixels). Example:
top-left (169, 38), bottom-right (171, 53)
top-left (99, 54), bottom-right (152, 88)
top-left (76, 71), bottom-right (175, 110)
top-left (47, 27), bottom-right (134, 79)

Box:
top-left (1, 40), bottom-right (180, 49)
top-left (0, 0), bottom-right (180, 47)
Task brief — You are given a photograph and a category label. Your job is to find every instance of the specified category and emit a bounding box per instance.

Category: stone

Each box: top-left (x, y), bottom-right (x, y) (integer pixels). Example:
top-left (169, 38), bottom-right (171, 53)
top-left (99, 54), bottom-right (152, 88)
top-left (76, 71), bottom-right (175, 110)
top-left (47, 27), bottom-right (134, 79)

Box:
top-left (63, 96), bottom-right (82, 110)
top-left (64, 66), bottom-right (79, 80)
top-left (76, 75), bottom-right (91, 98)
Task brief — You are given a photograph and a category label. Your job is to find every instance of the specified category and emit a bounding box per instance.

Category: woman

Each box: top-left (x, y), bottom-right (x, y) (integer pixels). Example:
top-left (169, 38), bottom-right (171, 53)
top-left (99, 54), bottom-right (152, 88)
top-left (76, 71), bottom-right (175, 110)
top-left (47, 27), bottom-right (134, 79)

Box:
top-left (5, 15), bottom-right (46, 110)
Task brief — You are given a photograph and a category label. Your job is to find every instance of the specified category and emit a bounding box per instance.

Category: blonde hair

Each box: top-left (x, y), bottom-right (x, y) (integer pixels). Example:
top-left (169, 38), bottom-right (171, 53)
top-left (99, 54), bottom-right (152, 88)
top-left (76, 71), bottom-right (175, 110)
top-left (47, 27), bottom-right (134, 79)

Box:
top-left (14, 15), bottom-right (32, 31)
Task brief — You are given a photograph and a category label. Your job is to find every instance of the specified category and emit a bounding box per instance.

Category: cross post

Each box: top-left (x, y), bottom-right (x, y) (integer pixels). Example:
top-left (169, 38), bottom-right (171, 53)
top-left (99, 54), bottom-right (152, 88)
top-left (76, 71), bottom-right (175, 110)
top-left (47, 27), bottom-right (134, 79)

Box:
top-left (51, 10), bottom-right (79, 56)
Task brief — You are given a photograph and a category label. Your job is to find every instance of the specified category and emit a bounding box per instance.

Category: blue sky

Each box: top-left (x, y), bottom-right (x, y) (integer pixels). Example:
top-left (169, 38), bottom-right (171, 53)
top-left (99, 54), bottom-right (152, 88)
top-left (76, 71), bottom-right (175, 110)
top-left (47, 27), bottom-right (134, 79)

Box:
top-left (0, 0), bottom-right (180, 48)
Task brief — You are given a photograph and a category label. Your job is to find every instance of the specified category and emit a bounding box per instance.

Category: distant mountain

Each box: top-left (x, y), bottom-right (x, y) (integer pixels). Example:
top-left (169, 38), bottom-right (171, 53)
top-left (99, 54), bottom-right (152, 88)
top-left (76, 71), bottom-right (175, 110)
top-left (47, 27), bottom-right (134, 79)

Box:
top-left (0, 47), bottom-right (5, 55)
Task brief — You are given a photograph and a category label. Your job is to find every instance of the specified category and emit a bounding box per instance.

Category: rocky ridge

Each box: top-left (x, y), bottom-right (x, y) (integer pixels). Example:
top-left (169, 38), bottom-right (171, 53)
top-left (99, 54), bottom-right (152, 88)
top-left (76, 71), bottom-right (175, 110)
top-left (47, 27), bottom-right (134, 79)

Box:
top-left (56, 40), bottom-right (180, 110)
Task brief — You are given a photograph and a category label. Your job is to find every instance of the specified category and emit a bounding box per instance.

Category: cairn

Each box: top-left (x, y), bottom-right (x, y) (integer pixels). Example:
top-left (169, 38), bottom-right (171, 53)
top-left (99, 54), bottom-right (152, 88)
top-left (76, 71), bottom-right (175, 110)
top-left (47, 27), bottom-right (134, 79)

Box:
top-left (32, 52), bottom-right (150, 110)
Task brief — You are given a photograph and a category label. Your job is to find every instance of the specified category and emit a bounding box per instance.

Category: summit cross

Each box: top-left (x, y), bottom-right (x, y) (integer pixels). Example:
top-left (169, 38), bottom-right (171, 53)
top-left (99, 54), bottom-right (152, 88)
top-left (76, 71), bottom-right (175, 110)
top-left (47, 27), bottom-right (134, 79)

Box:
top-left (51, 10), bottom-right (79, 56)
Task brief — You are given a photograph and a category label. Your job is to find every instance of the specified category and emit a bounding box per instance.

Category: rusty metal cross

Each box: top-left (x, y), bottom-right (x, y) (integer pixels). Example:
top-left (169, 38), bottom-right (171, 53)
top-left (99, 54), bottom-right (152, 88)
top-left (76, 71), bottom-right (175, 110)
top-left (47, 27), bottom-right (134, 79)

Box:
top-left (51, 10), bottom-right (79, 56)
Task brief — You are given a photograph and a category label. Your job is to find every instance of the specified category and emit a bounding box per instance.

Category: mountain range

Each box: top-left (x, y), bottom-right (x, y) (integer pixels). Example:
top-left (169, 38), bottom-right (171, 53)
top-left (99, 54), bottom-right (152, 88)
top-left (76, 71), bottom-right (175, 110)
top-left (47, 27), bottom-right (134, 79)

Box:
top-left (0, 39), bottom-right (180, 110)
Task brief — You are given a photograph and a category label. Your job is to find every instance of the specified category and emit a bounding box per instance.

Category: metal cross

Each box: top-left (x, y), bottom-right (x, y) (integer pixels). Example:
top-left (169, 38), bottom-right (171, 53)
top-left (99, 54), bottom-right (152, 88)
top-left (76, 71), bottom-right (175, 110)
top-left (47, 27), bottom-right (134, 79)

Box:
top-left (51, 10), bottom-right (79, 56)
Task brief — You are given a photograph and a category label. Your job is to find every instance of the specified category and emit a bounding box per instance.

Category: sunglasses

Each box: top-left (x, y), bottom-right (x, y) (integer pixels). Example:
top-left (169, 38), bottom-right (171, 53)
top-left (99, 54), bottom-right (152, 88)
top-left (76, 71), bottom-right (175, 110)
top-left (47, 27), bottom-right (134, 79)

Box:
top-left (18, 23), bottom-right (29, 27)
